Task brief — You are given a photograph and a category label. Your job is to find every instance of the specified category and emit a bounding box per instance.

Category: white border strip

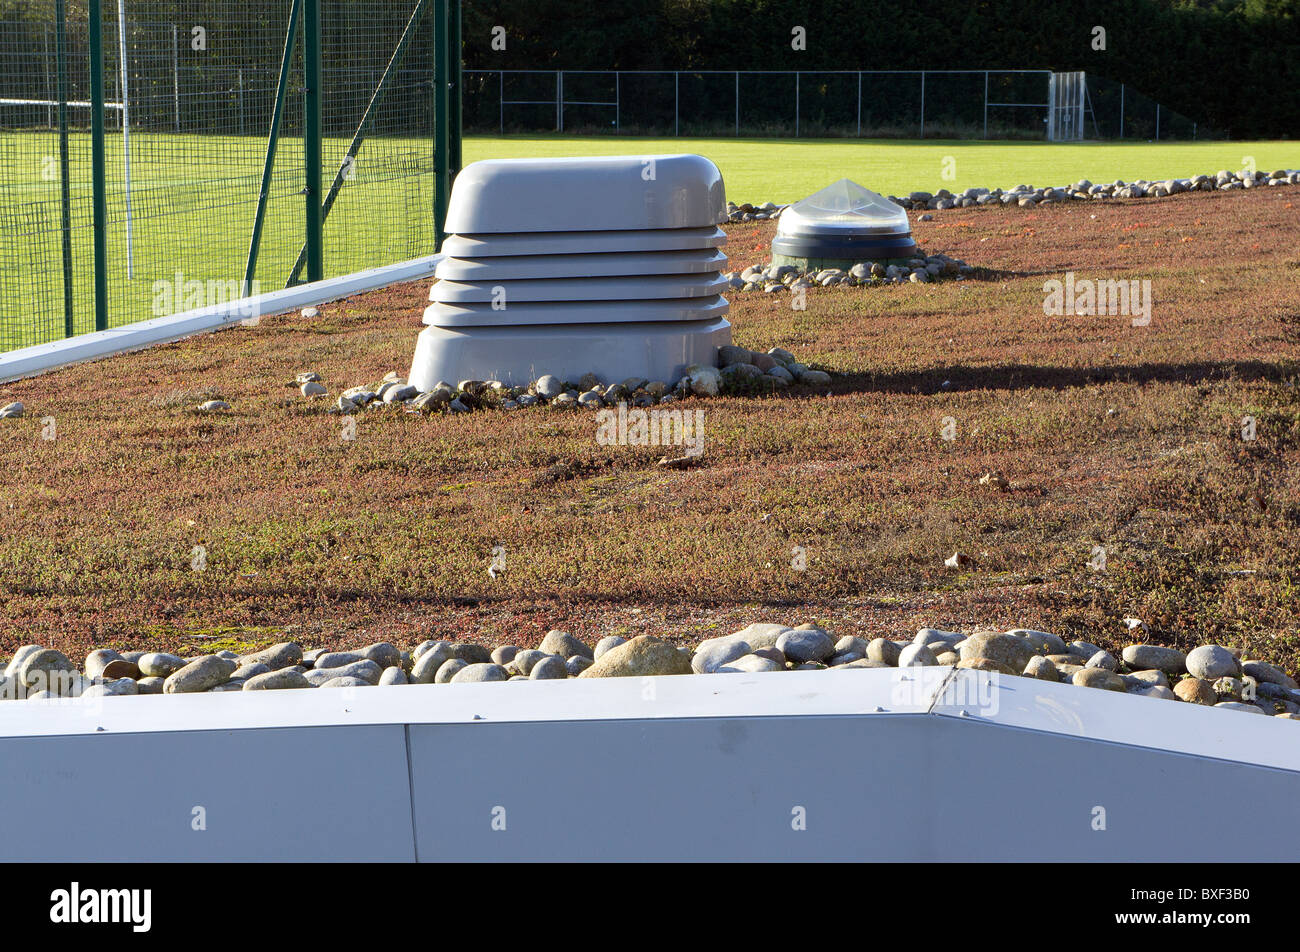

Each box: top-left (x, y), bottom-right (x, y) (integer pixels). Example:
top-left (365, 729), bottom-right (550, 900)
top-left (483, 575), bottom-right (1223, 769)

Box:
top-left (4, 667), bottom-right (1297, 774)
top-left (0, 253), bottom-right (443, 384)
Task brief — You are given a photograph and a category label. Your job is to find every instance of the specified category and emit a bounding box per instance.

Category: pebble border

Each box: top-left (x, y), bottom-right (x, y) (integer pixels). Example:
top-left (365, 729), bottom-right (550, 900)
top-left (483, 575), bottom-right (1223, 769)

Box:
top-left (727, 166), bottom-right (1300, 221)
top-left (4, 626), bottom-right (1297, 721)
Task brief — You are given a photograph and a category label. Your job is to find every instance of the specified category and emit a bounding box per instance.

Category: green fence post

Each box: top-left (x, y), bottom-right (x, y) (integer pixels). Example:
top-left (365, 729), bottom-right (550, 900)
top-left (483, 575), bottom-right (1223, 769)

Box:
top-left (303, 0), bottom-right (323, 282)
top-left (246, 0), bottom-right (301, 296)
top-left (433, 0), bottom-right (450, 251)
top-left (285, 0), bottom-right (430, 286)
top-left (449, 0), bottom-right (462, 177)
top-left (55, 0), bottom-right (74, 337)
top-left (88, 0), bottom-right (108, 332)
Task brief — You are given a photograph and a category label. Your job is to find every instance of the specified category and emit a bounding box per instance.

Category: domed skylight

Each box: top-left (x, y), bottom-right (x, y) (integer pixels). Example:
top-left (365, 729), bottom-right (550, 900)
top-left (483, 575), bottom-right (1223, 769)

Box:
top-left (777, 179), bottom-right (911, 237)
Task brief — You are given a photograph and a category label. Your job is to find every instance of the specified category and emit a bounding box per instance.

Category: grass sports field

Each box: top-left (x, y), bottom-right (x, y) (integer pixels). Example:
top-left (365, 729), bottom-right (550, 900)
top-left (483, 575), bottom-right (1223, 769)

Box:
top-left (0, 130), bottom-right (437, 347)
top-left (2, 131), bottom-right (1297, 349)
top-left (465, 135), bottom-right (1300, 202)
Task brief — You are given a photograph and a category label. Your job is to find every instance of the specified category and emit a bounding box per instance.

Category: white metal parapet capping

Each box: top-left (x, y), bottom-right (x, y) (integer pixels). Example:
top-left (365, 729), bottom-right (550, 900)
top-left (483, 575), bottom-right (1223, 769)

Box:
top-left (0, 253), bottom-right (443, 384)
top-left (1, 667), bottom-right (1296, 862)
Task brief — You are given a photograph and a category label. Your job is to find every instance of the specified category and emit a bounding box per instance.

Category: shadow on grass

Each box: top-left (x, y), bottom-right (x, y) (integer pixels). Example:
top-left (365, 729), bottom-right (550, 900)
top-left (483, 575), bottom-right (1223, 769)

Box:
top-left (830, 360), bottom-right (1298, 396)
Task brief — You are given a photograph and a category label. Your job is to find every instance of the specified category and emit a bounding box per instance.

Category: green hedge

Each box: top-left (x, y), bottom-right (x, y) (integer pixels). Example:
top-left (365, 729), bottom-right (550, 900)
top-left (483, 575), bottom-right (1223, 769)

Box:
top-left (462, 0), bottom-right (1299, 140)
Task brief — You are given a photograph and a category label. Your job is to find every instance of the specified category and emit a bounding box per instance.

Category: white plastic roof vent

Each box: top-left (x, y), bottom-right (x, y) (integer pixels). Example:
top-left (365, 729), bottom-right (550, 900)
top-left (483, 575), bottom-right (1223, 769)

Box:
top-left (772, 178), bottom-right (917, 265)
top-left (440, 226), bottom-right (726, 258)
top-left (443, 154), bottom-right (726, 234)
top-left (429, 273), bottom-right (729, 305)
top-left (409, 154), bottom-right (732, 389)
top-left (423, 296), bottom-right (731, 328)
top-left (433, 248), bottom-right (729, 282)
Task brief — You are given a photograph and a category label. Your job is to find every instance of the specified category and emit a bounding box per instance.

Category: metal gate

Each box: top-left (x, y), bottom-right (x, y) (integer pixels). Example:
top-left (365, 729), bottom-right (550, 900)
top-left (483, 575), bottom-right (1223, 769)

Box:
top-left (1047, 70), bottom-right (1085, 141)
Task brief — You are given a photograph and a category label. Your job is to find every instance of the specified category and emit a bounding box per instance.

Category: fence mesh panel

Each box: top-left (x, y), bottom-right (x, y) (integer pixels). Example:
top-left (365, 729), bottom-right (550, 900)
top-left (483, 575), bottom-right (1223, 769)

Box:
top-left (464, 68), bottom-right (1213, 142)
top-left (467, 69), bottom-right (1061, 138)
top-left (1084, 74), bottom-right (1211, 141)
top-left (1, 0), bottom-right (439, 352)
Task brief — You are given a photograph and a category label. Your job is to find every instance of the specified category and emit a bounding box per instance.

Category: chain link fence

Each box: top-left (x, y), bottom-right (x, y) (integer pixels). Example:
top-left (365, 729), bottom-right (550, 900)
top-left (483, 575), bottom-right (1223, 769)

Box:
top-left (1, 0), bottom-right (454, 352)
top-left (465, 67), bottom-right (1214, 143)
top-left (466, 69), bottom-right (1052, 139)
top-left (1082, 74), bottom-right (1207, 141)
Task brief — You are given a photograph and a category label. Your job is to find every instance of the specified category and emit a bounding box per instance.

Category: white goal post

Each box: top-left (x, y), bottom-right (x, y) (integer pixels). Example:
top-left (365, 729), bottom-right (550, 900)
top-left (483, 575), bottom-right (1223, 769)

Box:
top-left (3, 1), bottom-right (137, 277)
